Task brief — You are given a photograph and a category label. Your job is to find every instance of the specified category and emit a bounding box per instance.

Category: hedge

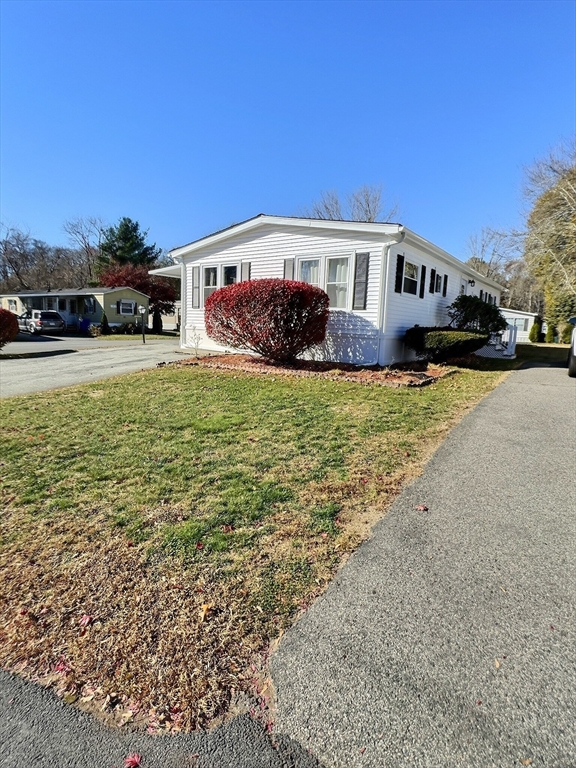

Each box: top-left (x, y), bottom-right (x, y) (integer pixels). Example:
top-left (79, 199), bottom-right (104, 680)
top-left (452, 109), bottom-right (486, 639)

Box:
top-left (404, 326), bottom-right (489, 362)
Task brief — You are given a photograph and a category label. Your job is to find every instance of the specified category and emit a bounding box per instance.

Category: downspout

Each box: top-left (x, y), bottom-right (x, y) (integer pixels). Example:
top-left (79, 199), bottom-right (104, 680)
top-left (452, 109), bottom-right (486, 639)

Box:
top-left (377, 228), bottom-right (405, 366)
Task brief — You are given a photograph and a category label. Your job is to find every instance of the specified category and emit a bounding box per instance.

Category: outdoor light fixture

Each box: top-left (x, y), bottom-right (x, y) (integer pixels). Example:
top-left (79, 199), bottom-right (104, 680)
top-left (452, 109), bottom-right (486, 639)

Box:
top-left (138, 305), bottom-right (146, 344)
top-left (468, 279), bottom-right (476, 287)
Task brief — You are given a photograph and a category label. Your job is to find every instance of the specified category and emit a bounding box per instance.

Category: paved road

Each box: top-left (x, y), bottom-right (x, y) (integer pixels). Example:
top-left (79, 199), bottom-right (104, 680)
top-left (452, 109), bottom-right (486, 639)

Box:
top-left (1, 365), bottom-right (574, 767)
top-left (272, 365), bottom-right (576, 767)
top-left (0, 335), bottom-right (185, 397)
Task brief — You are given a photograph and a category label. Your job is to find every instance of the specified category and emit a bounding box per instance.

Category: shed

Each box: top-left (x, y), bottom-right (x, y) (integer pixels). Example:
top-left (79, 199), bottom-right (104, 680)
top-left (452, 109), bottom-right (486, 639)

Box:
top-left (500, 308), bottom-right (539, 343)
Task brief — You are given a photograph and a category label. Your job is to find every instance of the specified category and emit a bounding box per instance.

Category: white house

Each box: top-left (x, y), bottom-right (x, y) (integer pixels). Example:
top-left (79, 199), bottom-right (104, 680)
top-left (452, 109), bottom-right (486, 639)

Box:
top-left (500, 308), bottom-right (539, 343)
top-left (152, 215), bottom-right (503, 366)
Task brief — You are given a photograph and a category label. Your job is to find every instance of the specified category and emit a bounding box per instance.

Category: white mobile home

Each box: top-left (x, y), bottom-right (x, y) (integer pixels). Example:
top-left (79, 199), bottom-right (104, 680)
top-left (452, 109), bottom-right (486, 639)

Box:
top-left (500, 308), bottom-right (539, 343)
top-left (153, 215), bottom-right (503, 366)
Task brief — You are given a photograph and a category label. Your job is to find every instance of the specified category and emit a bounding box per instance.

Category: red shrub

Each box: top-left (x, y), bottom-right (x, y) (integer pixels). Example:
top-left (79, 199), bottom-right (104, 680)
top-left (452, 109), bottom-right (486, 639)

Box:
top-left (0, 309), bottom-right (19, 350)
top-left (205, 279), bottom-right (329, 363)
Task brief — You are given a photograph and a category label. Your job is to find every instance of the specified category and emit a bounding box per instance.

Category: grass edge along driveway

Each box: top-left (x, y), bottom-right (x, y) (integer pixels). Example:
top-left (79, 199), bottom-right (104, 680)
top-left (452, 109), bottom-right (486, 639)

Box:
top-left (0, 358), bottom-right (519, 732)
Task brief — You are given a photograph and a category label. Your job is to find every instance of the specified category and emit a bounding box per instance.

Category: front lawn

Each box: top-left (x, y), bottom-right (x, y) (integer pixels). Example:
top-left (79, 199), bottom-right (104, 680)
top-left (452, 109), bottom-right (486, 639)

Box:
top-left (1, 363), bottom-right (509, 731)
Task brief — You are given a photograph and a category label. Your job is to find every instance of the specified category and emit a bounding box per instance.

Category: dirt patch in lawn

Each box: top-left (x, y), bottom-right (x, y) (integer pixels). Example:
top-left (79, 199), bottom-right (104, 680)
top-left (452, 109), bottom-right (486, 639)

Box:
top-left (175, 353), bottom-right (451, 387)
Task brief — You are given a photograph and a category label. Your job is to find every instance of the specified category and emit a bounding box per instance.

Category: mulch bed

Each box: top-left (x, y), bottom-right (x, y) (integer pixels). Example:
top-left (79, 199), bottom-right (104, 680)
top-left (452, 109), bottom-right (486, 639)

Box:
top-left (173, 354), bottom-right (452, 388)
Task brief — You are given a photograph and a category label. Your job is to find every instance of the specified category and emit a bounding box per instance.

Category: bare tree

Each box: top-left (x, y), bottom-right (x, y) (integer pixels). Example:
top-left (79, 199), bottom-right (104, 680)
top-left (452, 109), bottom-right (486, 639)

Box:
top-left (63, 216), bottom-right (104, 283)
top-left (303, 184), bottom-right (399, 222)
top-left (465, 227), bottom-right (516, 281)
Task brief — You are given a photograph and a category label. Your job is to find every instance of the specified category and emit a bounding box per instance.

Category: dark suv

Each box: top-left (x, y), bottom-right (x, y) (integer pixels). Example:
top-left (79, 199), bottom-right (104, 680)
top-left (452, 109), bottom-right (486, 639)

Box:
top-left (18, 310), bottom-right (66, 335)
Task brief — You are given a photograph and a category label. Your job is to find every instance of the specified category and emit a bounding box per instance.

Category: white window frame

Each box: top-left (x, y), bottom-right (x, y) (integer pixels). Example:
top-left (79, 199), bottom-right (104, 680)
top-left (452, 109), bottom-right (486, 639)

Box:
top-left (403, 261), bottom-right (419, 296)
top-left (435, 273), bottom-right (442, 293)
top-left (221, 263), bottom-right (240, 288)
top-left (203, 266), bottom-right (218, 306)
top-left (298, 257), bottom-right (321, 287)
top-left (326, 256), bottom-right (350, 309)
top-left (119, 300), bottom-right (136, 316)
top-left (8, 299), bottom-right (17, 312)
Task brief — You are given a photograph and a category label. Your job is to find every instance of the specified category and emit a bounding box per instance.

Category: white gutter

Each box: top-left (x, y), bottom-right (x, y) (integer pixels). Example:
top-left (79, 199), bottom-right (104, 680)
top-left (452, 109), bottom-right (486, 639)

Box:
top-left (377, 228), bottom-right (406, 366)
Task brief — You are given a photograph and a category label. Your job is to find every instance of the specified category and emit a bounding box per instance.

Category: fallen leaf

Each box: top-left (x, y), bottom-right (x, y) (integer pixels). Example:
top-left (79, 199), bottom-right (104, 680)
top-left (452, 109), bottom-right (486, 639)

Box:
top-left (124, 755), bottom-right (142, 768)
top-left (200, 603), bottom-right (214, 622)
top-left (415, 504), bottom-right (428, 511)
top-left (520, 760), bottom-right (532, 766)
top-left (79, 614), bottom-right (94, 628)
top-left (494, 658), bottom-right (500, 669)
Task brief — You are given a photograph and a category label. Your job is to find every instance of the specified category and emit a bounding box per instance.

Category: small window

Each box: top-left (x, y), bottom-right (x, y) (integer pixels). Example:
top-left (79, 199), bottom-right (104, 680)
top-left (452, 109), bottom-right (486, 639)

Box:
top-left (524, 319), bottom-right (529, 332)
top-left (403, 261), bottom-right (418, 295)
top-left (326, 257), bottom-right (349, 308)
top-left (203, 267), bottom-right (218, 303)
top-left (223, 265), bottom-right (237, 286)
top-left (58, 298), bottom-right (66, 311)
top-left (46, 297), bottom-right (55, 310)
top-left (300, 259), bottom-right (320, 286)
top-left (70, 299), bottom-right (78, 314)
top-left (8, 299), bottom-right (16, 312)
top-left (435, 274), bottom-right (442, 293)
top-left (119, 300), bottom-right (135, 315)
top-left (83, 298), bottom-right (94, 314)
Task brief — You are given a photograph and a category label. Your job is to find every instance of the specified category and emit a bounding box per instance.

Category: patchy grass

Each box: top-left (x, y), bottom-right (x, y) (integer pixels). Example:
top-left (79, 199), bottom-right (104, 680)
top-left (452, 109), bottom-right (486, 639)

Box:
top-left (1, 363), bottom-right (510, 731)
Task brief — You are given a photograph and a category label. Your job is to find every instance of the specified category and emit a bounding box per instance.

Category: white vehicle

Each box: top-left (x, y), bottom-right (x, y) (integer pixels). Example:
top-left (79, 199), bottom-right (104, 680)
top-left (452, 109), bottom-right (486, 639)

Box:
top-left (568, 317), bottom-right (576, 378)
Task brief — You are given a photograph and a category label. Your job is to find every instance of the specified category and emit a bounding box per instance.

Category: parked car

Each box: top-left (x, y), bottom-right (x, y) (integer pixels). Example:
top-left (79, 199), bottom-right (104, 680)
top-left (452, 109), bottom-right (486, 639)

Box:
top-left (568, 317), bottom-right (576, 378)
top-left (18, 310), bottom-right (66, 335)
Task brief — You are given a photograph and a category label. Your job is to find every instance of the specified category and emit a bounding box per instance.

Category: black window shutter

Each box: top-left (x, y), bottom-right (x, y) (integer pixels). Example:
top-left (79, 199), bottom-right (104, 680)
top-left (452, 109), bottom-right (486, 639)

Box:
top-left (353, 253), bottom-right (370, 310)
top-left (419, 265), bottom-right (427, 299)
top-left (192, 266), bottom-right (200, 308)
top-left (116, 300), bottom-right (121, 314)
top-left (429, 268), bottom-right (436, 293)
top-left (442, 275), bottom-right (448, 297)
top-left (488, 293), bottom-right (492, 304)
top-left (394, 254), bottom-right (405, 293)
top-left (479, 289), bottom-right (484, 301)
top-left (241, 262), bottom-right (251, 282)
top-left (284, 258), bottom-right (294, 280)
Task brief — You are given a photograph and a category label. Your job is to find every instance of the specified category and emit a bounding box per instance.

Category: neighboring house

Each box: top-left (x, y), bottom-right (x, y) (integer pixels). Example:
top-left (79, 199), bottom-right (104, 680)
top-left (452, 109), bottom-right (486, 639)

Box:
top-left (151, 215), bottom-right (504, 366)
top-left (0, 287), bottom-right (150, 329)
top-left (500, 308), bottom-right (539, 343)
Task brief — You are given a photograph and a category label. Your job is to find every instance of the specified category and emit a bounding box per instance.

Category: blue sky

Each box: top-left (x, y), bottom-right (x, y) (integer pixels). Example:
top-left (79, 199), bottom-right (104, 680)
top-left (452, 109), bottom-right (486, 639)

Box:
top-left (1, 0), bottom-right (574, 258)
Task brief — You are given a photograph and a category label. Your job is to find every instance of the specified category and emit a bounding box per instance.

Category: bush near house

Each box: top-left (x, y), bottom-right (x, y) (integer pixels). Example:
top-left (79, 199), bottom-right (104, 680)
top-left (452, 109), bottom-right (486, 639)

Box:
top-left (205, 279), bottom-right (330, 363)
top-left (0, 308), bottom-right (19, 350)
top-left (405, 326), bottom-right (489, 362)
top-left (447, 295), bottom-right (507, 335)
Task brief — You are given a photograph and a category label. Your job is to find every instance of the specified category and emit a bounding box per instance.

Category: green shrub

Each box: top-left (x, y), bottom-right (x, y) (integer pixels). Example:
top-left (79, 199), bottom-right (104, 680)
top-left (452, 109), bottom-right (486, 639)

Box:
top-left (405, 326), bottom-right (489, 362)
top-left (528, 318), bottom-right (541, 343)
top-left (560, 323), bottom-right (573, 344)
top-left (447, 295), bottom-right (507, 334)
top-left (545, 324), bottom-right (557, 343)
top-left (101, 313), bottom-right (111, 335)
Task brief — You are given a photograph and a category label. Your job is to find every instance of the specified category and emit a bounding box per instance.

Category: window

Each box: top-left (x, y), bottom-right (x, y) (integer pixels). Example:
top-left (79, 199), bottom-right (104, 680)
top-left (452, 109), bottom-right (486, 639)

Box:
top-left (8, 299), bottom-right (16, 312)
top-left (83, 298), bottom-right (94, 314)
top-left (223, 265), bottom-right (237, 286)
top-left (524, 318), bottom-right (529, 332)
top-left (300, 259), bottom-right (320, 286)
top-left (326, 257), bottom-right (349, 308)
top-left (69, 299), bottom-right (78, 314)
top-left (119, 300), bottom-right (136, 315)
top-left (58, 298), bottom-right (66, 312)
top-left (46, 297), bottom-right (55, 310)
top-left (403, 261), bottom-right (418, 295)
top-left (435, 274), bottom-right (442, 293)
top-left (203, 267), bottom-right (218, 303)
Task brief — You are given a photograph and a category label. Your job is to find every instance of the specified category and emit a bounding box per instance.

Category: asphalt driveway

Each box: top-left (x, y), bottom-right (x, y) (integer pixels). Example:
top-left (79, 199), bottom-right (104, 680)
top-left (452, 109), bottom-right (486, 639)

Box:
top-left (1, 364), bottom-right (574, 767)
top-left (0, 334), bottom-right (185, 397)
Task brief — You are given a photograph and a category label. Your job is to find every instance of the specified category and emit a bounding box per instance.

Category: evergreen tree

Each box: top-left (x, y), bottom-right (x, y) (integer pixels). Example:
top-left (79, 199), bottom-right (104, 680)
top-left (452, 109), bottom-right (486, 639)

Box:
top-left (98, 217), bottom-right (162, 271)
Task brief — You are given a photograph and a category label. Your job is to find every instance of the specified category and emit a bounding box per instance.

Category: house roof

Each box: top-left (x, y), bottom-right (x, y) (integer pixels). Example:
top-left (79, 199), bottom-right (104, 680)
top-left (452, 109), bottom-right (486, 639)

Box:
top-left (166, 214), bottom-right (504, 290)
top-left (0, 287), bottom-right (150, 299)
